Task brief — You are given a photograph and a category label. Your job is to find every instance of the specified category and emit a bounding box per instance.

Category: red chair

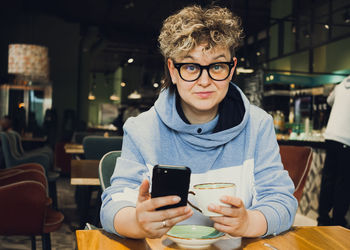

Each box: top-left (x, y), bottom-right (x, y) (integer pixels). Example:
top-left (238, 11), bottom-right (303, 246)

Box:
top-left (279, 145), bottom-right (313, 201)
top-left (0, 167), bottom-right (64, 250)
top-left (0, 162), bottom-right (46, 177)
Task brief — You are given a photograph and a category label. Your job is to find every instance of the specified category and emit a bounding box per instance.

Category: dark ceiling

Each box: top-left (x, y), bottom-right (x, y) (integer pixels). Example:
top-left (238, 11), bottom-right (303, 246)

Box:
top-left (2, 0), bottom-right (273, 72)
top-left (15, 0), bottom-right (272, 50)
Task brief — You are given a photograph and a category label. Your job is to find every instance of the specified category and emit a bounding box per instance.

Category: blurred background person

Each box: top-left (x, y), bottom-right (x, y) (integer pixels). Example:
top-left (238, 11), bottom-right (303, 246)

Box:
top-left (317, 75), bottom-right (350, 228)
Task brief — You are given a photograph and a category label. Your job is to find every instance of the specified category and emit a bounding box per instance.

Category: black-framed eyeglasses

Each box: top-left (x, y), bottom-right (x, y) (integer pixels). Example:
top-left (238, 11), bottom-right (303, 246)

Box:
top-left (173, 61), bottom-right (235, 82)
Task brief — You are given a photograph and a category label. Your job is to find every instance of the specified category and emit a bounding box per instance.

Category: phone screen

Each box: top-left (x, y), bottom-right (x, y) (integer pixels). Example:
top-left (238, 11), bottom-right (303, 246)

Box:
top-left (151, 165), bottom-right (191, 210)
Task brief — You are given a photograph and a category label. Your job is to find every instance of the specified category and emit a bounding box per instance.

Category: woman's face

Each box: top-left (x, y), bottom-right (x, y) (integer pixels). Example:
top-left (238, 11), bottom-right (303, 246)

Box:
top-left (168, 45), bottom-right (237, 123)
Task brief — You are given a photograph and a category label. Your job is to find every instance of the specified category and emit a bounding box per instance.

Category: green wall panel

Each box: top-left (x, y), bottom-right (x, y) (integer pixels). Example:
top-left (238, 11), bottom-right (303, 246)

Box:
top-left (314, 37), bottom-right (350, 73)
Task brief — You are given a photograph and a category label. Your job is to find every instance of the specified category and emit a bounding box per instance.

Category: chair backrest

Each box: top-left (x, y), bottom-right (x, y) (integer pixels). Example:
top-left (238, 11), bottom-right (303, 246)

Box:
top-left (98, 151), bottom-right (121, 191)
top-left (0, 180), bottom-right (47, 235)
top-left (71, 131), bottom-right (104, 144)
top-left (9, 130), bottom-right (25, 155)
top-left (0, 132), bottom-right (50, 172)
top-left (279, 145), bottom-right (313, 201)
top-left (4, 131), bottom-right (21, 158)
top-left (0, 132), bottom-right (17, 168)
top-left (83, 135), bottom-right (123, 160)
top-left (0, 169), bottom-right (48, 195)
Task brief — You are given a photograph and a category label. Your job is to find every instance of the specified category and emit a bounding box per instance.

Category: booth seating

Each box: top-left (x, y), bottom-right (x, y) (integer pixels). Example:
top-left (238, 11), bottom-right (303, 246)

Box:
top-left (0, 163), bottom-right (64, 250)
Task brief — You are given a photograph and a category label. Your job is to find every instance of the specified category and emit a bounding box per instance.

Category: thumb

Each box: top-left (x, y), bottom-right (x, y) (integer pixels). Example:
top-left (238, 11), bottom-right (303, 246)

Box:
top-left (138, 179), bottom-right (150, 202)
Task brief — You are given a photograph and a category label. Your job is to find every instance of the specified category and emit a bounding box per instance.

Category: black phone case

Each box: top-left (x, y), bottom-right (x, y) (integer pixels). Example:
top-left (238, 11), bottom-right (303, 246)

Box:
top-left (151, 165), bottom-right (191, 210)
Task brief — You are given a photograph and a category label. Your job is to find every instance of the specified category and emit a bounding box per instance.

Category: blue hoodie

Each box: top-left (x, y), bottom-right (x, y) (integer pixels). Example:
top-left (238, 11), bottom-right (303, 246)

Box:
top-left (100, 83), bottom-right (297, 237)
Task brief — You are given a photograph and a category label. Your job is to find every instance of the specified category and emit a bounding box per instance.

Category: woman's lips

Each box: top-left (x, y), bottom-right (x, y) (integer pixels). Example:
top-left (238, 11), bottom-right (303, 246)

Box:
top-left (195, 91), bottom-right (214, 98)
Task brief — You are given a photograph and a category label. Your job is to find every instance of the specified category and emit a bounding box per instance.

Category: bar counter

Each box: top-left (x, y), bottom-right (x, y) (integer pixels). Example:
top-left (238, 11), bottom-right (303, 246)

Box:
top-left (278, 139), bottom-right (326, 149)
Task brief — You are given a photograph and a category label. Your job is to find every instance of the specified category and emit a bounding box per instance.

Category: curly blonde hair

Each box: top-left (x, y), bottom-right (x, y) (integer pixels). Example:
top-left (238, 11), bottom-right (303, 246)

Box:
top-left (158, 5), bottom-right (244, 91)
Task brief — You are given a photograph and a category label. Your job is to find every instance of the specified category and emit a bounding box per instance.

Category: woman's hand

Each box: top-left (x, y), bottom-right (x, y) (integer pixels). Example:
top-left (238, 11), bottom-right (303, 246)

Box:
top-left (135, 179), bottom-right (193, 238)
top-left (208, 196), bottom-right (267, 237)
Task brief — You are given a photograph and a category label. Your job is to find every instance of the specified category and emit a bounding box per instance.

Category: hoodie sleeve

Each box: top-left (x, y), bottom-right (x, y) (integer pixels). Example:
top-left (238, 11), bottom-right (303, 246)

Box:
top-left (249, 114), bottom-right (298, 237)
top-left (100, 123), bottom-right (149, 236)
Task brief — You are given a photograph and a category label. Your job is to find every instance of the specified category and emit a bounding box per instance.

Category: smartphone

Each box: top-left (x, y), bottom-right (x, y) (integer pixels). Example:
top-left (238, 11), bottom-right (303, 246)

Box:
top-left (151, 164), bottom-right (191, 210)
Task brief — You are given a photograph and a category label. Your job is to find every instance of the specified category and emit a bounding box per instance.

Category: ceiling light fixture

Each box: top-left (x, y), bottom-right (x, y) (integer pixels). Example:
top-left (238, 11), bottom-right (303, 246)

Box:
top-left (120, 82), bottom-right (126, 87)
top-left (153, 82), bottom-right (159, 88)
top-left (88, 91), bottom-right (96, 100)
top-left (110, 94), bottom-right (120, 101)
top-left (236, 67), bottom-right (254, 74)
top-left (344, 10), bottom-right (350, 24)
top-left (324, 24), bottom-right (330, 29)
top-left (127, 58), bottom-right (134, 63)
top-left (8, 44), bottom-right (50, 84)
top-left (303, 30), bottom-right (310, 39)
top-left (128, 90), bottom-right (141, 100)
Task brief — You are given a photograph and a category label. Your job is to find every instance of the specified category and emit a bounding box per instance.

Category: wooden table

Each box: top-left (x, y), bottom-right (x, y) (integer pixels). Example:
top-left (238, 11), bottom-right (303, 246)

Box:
top-left (70, 159), bottom-right (100, 185)
top-left (76, 226), bottom-right (350, 250)
top-left (64, 143), bottom-right (84, 154)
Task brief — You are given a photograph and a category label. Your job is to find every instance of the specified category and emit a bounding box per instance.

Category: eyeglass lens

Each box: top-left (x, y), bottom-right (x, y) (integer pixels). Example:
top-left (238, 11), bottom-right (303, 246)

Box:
top-left (180, 63), bottom-right (231, 81)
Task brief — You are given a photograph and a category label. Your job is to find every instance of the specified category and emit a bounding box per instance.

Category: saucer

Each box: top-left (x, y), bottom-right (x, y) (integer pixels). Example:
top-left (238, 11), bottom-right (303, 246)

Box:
top-left (166, 225), bottom-right (225, 249)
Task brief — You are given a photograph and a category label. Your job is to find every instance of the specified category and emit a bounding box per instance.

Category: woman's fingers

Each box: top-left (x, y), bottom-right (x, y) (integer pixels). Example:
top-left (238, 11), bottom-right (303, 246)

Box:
top-left (146, 195), bottom-right (181, 210)
top-left (136, 181), bottom-right (194, 238)
top-left (207, 196), bottom-right (249, 237)
top-left (138, 179), bottom-right (151, 202)
top-left (139, 205), bottom-right (192, 225)
top-left (162, 207), bottom-right (193, 227)
top-left (137, 205), bottom-right (193, 239)
top-left (208, 196), bottom-right (244, 217)
top-left (220, 196), bottom-right (243, 207)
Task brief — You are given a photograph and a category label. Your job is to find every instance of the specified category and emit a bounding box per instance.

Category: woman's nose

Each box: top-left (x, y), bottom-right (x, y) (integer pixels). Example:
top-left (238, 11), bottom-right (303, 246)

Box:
top-left (197, 69), bottom-right (211, 86)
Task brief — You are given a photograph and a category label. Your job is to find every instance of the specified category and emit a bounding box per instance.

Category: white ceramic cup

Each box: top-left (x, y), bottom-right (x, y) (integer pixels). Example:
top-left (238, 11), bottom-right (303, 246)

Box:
top-left (188, 182), bottom-right (236, 217)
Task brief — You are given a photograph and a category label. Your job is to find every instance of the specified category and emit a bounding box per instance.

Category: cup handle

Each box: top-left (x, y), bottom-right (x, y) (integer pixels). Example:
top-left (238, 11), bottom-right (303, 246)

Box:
top-left (188, 191), bottom-right (202, 213)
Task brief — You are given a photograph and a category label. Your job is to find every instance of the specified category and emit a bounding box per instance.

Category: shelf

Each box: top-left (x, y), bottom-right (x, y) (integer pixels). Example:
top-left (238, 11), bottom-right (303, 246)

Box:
top-left (264, 86), bottom-right (328, 97)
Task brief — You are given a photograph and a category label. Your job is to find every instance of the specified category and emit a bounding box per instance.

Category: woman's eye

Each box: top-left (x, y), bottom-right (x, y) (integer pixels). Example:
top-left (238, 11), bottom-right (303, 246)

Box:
top-left (212, 64), bottom-right (223, 71)
top-left (185, 64), bottom-right (197, 72)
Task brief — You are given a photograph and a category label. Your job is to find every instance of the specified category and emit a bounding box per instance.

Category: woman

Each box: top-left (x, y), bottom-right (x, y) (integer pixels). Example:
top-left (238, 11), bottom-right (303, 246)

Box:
top-left (100, 5), bottom-right (297, 239)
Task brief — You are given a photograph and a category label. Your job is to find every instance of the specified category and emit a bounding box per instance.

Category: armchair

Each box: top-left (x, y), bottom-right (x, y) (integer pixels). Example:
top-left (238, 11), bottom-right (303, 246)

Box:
top-left (0, 169), bottom-right (64, 250)
top-left (8, 130), bottom-right (54, 165)
top-left (0, 132), bottom-right (59, 209)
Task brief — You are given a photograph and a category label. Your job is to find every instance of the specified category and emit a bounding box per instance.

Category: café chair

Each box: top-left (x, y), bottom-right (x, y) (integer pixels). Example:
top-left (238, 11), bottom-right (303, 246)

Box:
top-left (0, 132), bottom-right (59, 209)
top-left (82, 135), bottom-right (123, 160)
top-left (0, 168), bottom-right (47, 189)
top-left (279, 145), bottom-right (313, 201)
top-left (75, 136), bottom-right (122, 227)
top-left (0, 162), bottom-right (45, 177)
top-left (98, 150), bottom-right (121, 191)
top-left (0, 169), bottom-right (64, 250)
top-left (0, 132), bottom-right (51, 172)
top-left (71, 131), bottom-right (104, 144)
top-left (8, 130), bottom-right (54, 166)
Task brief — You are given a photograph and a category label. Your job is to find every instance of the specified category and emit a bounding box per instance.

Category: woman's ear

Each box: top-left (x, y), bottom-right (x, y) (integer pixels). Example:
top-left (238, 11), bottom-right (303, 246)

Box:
top-left (230, 57), bottom-right (238, 77)
top-left (167, 58), bottom-right (176, 84)
top-left (232, 57), bottom-right (237, 69)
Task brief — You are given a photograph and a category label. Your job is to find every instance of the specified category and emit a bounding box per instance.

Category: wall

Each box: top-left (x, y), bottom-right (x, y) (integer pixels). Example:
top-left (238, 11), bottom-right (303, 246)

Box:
top-left (314, 37), bottom-right (350, 73)
top-left (267, 0), bottom-right (350, 77)
top-left (0, 7), bottom-right (81, 141)
top-left (87, 68), bottom-right (122, 126)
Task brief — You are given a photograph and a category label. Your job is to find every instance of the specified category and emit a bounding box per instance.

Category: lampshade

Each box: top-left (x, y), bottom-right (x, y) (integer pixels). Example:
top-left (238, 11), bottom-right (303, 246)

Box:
top-left (127, 90), bottom-right (141, 99)
top-left (8, 44), bottom-right (49, 83)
